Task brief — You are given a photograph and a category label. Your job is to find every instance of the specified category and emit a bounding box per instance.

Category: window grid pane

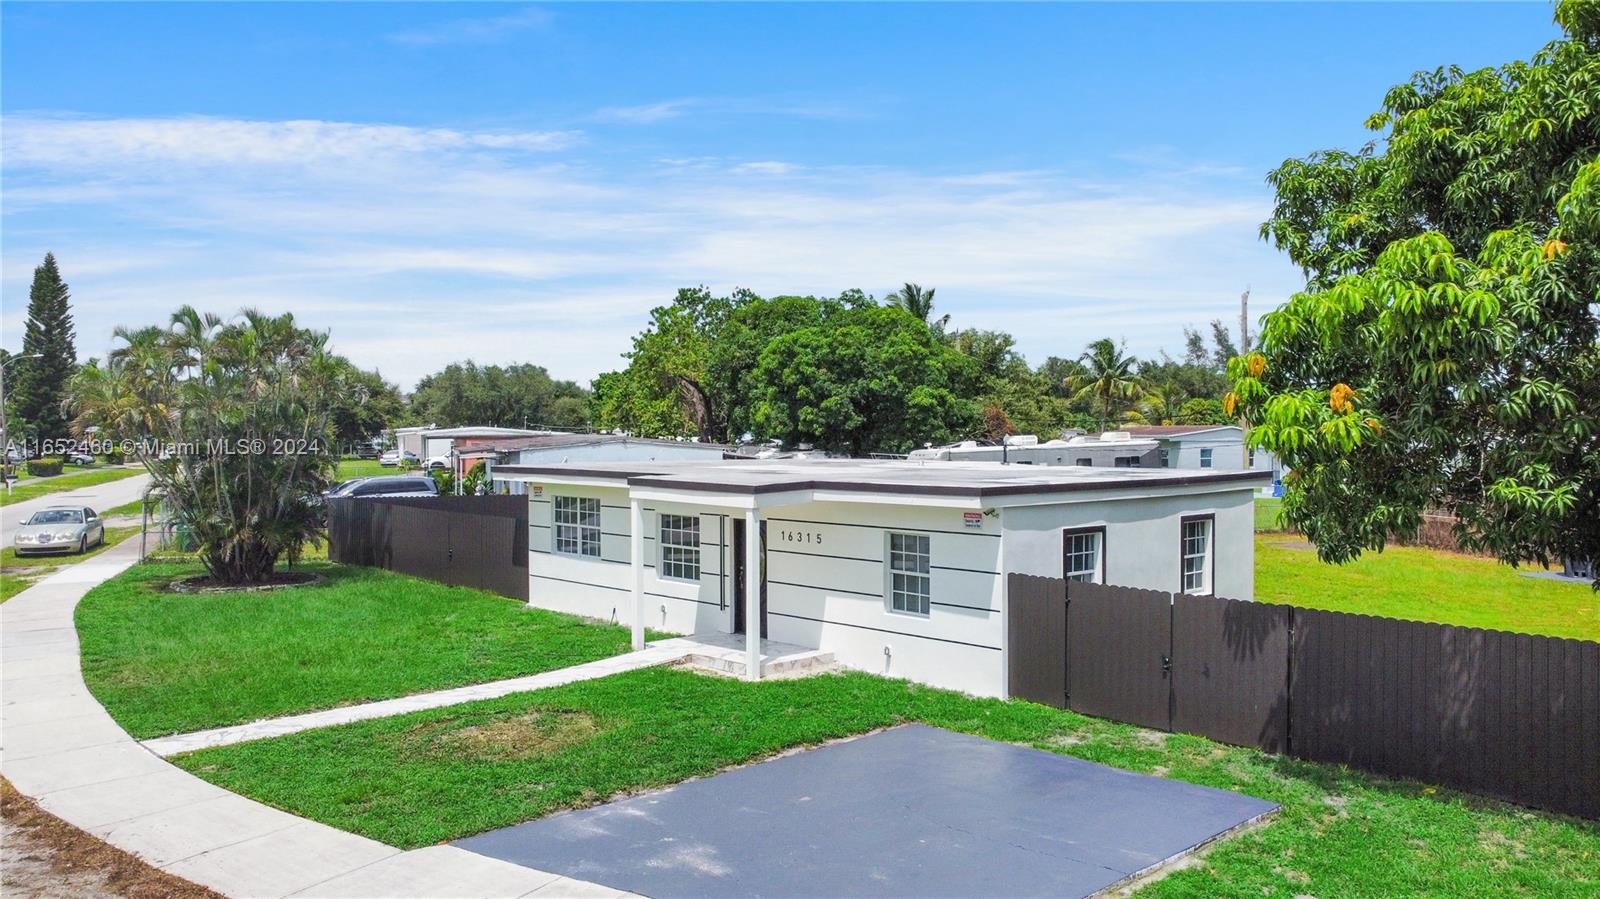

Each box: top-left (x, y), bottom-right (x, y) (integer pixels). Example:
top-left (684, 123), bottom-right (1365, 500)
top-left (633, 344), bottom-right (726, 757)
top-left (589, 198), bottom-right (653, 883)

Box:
top-left (1065, 531), bottom-right (1101, 583)
top-left (659, 514), bottom-right (701, 581)
top-left (554, 496), bottom-right (601, 558)
top-left (888, 532), bottom-right (930, 615)
top-left (1181, 519), bottom-right (1211, 594)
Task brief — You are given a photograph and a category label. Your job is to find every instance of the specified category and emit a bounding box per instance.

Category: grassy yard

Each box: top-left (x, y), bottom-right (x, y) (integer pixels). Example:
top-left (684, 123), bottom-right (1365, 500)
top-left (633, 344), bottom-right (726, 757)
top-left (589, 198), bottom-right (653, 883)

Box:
top-left (77, 562), bottom-right (642, 738)
top-left (0, 526), bottom-right (140, 603)
top-left (175, 665), bottom-right (1600, 896)
top-left (335, 459), bottom-right (395, 480)
top-left (0, 466), bottom-right (143, 506)
top-left (1254, 497), bottom-right (1285, 532)
top-left (1256, 534), bottom-right (1599, 641)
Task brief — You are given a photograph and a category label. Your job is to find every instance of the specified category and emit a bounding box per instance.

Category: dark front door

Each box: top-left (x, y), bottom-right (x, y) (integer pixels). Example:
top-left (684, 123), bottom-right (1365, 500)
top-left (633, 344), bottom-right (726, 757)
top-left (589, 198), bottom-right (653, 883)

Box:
top-left (731, 520), bottom-right (768, 637)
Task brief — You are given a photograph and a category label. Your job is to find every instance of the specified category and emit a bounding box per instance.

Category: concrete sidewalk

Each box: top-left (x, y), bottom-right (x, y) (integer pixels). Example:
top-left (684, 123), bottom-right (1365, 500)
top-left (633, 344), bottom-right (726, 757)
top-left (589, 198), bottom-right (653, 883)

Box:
top-left (2, 469), bottom-right (151, 537)
top-left (143, 639), bottom-right (706, 757)
top-left (144, 634), bottom-right (831, 756)
top-left (0, 539), bottom-right (630, 898)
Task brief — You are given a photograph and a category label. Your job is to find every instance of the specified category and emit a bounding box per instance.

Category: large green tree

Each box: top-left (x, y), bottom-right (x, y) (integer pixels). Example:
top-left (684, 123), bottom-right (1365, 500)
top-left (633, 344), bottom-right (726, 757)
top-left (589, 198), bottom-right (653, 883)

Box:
top-left (328, 363), bottom-right (405, 450)
top-left (71, 308), bottom-right (342, 583)
top-left (591, 288), bottom-right (871, 442)
top-left (1235, 1), bottom-right (1600, 570)
top-left (410, 362), bottom-right (587, 430)
top-left (13, 253), bottom-right (77, 442)
top-left (752, 304), bottom-right (980, 455)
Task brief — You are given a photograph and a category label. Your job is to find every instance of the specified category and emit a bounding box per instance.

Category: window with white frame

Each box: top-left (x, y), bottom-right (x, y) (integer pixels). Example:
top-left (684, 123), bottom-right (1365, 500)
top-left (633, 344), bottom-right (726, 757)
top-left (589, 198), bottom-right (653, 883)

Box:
top-left (1200, 447), bottom-right (1214, 468)
top-left (887, 532), bottom-right (931, 615)
top-left (553, 496), bottom-right (600, 558)
top-left (1181, 517), bottom-right (1213, 594)
top-left (658, 514), bottom-right (701, 581)
top-left (1064, 529), bottom-right (1103, 583)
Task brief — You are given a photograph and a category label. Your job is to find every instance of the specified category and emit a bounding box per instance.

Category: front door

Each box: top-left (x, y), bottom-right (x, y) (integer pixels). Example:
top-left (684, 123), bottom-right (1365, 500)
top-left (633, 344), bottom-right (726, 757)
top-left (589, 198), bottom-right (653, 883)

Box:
top-left (731, 520), bottom-right (768, 637)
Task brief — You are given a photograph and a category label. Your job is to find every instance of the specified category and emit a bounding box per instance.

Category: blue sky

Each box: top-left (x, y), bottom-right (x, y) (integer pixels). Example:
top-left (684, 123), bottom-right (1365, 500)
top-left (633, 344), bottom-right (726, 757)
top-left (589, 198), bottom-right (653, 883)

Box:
top-left (1, 2), bottom-right (1562, 388)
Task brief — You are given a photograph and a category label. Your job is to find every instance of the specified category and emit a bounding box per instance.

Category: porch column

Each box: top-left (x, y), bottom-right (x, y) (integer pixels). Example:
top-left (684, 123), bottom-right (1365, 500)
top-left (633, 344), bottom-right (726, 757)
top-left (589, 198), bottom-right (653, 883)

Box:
top-left (630, 497), bottom-right (646, 650)
top-left (744, 507), bottom-right (761, 681)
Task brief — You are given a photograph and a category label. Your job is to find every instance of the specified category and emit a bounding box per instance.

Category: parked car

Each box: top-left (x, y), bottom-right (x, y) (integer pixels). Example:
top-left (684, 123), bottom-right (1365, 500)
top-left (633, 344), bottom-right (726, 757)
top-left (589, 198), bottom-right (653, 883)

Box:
top-left (13, 506), bottom-right (105, 555)
top-left (424, 454), bottom-right (451, 471)
top-left (329, 476), bottom-right (439, 499)
top-left (353, 443), bottom-right (382, 460)
top-left (378, 449), bottom-right (418, 467)
top-left (65, 450), bottom-right (96, 466)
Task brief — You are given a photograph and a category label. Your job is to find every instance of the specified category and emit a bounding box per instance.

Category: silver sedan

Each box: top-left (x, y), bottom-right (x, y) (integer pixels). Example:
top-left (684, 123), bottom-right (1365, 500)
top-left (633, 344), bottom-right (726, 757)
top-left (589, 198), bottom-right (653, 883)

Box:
top-left (13, 506), bottom-right (106, 555)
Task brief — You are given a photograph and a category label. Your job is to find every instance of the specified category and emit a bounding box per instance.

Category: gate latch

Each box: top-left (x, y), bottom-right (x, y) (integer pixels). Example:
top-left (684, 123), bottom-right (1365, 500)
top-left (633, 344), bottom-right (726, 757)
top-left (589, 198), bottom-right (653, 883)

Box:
top-left (1161, 653), bottom-right (1172, 674)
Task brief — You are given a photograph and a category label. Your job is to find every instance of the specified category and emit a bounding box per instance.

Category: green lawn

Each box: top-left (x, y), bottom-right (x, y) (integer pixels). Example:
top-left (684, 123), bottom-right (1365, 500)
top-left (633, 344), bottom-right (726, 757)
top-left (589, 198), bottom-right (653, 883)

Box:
top-left (100, 497), bottom-right (150, 519)
top-left (77, 562), bottom-right (642, 738)
top-left (1256, 534), bottom-right (1599, 641)
top-left (0, 525), bottom-right (140, 603)
top-left (174, 666), bottom-right (1600, 896)
top-left (1254, 497), bottom-right (1286, 532)
top-left (0, 465), bottom-right (143, 506)
top-left (335, 459), bottom-right (395, 480)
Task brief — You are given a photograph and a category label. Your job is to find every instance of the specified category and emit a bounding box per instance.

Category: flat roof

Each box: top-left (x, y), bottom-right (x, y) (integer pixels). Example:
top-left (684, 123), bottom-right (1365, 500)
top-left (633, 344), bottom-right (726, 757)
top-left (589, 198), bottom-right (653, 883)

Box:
top-left (490, 433), bottom-right (732, 453)
top-left (1116, 425), bottom-right (1240, 437)
top-left (493, 458), bottom-right (1270, 500)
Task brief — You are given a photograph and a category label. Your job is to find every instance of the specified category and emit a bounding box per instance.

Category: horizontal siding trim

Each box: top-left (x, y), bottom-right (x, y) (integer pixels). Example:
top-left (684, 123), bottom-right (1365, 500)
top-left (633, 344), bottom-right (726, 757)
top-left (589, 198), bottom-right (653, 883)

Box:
top-left (931, 564), bottom-right (1002, 576)
top-left (765, 516), bottom-right (1001, 539)
top-left (931, 600), bottom-right (997, 614)
top-left (770, 547), bottom-right (881, 565)
top-left (532, 574), bottom-right (629, 593)
top-left (768, 578), bottom-right (882, 600)
top-left (645, 591), bottom-right (722, 608)
top-left (768, 610), bottom-right (1001, 651)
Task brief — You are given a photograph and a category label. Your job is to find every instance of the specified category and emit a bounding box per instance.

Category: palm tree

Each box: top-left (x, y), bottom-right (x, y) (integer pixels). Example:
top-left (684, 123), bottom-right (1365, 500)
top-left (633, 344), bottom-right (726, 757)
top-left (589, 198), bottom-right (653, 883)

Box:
top-left (1065, 338), bottom-right (1145, 430)
top-left (886, 283), bottom-right (951, 333)
top-left (72, 308), bottom-right (341, 584)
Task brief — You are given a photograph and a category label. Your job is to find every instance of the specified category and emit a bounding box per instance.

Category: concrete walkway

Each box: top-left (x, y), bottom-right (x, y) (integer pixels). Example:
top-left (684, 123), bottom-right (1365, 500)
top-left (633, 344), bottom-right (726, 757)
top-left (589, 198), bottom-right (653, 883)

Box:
top-left (144, 635), bottom-right (832, 757)
top-left (143, 640), bottom-right (707, 756)
top-left (0, 539), bottom-right (630, 898)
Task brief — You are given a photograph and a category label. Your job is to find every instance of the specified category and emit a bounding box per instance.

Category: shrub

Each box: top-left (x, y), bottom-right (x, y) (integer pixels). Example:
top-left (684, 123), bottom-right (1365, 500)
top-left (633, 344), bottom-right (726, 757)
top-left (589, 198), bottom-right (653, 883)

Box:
top-left (25, 459), bottom-right (63, 477)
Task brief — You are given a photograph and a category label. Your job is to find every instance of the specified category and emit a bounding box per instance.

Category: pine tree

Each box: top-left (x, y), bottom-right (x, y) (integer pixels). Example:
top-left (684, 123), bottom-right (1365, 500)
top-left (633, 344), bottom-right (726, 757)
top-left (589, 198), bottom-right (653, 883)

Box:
top-left (13, 253), bottom-right (77, 442)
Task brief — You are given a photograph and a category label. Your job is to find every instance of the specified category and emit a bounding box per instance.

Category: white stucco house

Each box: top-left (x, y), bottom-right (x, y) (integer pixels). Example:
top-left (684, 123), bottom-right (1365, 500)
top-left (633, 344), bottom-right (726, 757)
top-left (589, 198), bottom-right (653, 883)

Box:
top-left (1116, 426), bottom-right (1283, 485)
top-left (490, 434), bottom-right (730, 495)
top-left (906, 431), bottom-right (1161, 468)
top-left (492, 459), bottom-right (1268, 698)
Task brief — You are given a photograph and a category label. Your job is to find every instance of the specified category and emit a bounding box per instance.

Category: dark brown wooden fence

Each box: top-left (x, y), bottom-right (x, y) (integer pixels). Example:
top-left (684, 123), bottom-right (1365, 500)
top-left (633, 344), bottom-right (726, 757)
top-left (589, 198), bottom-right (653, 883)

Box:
top-left (1007, 574), bottom-right (1599, 820)
top-left (328, 495), bottom-right (528, 600)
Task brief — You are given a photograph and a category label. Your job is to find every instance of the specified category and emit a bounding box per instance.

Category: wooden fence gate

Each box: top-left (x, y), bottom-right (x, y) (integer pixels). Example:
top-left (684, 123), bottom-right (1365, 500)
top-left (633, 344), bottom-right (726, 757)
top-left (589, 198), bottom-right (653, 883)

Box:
top-left (328, 495), bottom-right (528, 600)
top-left (1004, 573), bottom-right (1598, 820)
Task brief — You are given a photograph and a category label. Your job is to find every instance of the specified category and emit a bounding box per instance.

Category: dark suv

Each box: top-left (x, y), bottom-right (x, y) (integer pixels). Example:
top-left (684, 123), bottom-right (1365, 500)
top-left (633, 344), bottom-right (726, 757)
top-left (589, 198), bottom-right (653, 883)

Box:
top-left (330, 476), bottom-right (439, 499)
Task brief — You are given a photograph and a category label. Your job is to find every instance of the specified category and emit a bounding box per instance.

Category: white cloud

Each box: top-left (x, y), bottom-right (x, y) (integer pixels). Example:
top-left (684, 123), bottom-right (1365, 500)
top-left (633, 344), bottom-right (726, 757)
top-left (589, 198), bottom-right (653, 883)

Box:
top-left (1, 116), bottom-right (579, 170)
top-left (595, 100), bottom-right (698, 124)
top-left (385, 7), bottom-right (553, 46)
top-left (0, 113), bottom-right (1304, 387)
top-left (593, 96), bottom-right (864, 126)
top-left (733, 161), bottom-right (800, 176)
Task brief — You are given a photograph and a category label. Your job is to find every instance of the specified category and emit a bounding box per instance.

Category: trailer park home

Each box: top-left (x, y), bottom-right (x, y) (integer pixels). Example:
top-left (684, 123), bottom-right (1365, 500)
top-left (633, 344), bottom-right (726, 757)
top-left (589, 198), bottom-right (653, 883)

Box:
top-left (493, 460), bottom-right (1269, 698)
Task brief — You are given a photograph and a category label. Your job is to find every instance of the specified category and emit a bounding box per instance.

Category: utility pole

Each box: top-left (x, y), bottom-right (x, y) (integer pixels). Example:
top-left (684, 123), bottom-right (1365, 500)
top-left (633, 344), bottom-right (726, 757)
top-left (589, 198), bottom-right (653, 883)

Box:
top-left (1239, 288), bottom-right (1250, 353)
top-left (1239, 288), bottom-right (1251, 470)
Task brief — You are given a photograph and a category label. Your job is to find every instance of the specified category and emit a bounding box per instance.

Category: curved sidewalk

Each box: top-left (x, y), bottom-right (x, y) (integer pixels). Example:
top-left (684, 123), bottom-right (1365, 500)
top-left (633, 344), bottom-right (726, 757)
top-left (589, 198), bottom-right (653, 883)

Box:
top-left (0, 538), bottom-right (628, 899)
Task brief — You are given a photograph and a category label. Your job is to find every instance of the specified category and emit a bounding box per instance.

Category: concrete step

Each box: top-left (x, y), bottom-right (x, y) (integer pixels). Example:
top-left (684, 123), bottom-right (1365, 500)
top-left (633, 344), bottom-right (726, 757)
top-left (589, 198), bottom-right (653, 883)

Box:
top-left (683, 647), bottom-right (838, 679)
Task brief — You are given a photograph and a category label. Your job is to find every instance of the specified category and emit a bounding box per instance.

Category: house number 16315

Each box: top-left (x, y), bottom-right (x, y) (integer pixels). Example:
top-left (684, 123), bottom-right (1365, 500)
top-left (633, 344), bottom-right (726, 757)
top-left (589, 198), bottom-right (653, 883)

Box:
top-left (779, 530), bottom-right (822, 545)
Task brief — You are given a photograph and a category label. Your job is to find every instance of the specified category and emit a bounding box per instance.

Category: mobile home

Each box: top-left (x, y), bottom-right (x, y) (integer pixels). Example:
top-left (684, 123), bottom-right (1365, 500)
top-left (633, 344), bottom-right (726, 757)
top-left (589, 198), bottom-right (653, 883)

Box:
top-left (492, 459), bottom-right (1268, 698)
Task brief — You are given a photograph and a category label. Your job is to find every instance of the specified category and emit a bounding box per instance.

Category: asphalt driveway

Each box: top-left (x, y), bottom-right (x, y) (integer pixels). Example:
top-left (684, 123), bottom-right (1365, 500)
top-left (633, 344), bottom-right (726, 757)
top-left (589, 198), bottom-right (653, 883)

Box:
top-left (454, 724), bottom-right (1278, 898)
